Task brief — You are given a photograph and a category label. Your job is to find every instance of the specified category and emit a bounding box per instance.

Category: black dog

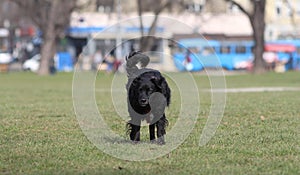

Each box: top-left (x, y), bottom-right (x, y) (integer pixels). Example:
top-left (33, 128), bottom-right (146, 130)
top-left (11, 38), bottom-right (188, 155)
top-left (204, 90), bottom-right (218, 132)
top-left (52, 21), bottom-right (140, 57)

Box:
top-left (125, 51), bottom-right (171, 144)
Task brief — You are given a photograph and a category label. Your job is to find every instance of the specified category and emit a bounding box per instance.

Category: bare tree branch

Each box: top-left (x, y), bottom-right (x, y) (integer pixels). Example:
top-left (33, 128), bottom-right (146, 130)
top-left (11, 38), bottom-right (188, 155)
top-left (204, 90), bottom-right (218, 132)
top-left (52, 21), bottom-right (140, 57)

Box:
top-left (137, 0), bottom-right (176, 51)
top-left (154, 0), bottom-right (172, 15)
top-left (226, 0), bottom-right (252, 18)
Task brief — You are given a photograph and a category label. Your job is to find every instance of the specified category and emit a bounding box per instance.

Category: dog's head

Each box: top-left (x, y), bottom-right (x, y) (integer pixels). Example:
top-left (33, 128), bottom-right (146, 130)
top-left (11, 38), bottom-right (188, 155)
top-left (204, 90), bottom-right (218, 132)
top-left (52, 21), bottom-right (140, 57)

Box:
top-left (129, 71), bottom-right (171, 109)
top-left (135, 75), bottom-right (158, 107)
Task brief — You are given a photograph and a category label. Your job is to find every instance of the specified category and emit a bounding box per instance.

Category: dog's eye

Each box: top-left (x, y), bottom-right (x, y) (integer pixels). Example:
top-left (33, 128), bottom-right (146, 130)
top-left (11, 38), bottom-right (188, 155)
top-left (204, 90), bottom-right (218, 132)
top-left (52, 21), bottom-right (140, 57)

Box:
top-left (148, 88), bottom-right (153, 92)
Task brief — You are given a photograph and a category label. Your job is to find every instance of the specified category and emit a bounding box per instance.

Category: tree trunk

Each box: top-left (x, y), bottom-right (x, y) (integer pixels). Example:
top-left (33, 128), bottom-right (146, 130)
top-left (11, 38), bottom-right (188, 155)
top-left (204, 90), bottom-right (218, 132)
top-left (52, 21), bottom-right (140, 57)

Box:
top-left (138, 0), bottom-right (172, 52)
top-left (38, 34), bottom-right (56, 75)
top-left (250, 0), bottom-right (266, 74)
top-left (140, 14), bottom-right (159, 52)
top-left (137, 0), bottom-right (146, 51)
top-left (226, 0), bottom-right (267, 73)
top-left (137, 0), bottom-right (144, 37)
top-left (37, 0), bottom-right (58, 75)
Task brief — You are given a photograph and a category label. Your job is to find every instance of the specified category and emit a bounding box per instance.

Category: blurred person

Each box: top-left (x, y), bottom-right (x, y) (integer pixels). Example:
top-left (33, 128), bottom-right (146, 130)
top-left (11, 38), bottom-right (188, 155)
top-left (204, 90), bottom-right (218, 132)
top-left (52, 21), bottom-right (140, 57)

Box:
top-left (49, 57), bottom-right (56, 74)
top-left (113, 58), bottom-right (122, 73)
top-left (183, 50), bottom-right (193, 71)
top-left (92, 50), bottom-right (103, 71)
top-left (285, 53), bottom-right (293, 70)
top-left (263, 51), bottom-right (278, 71)
top-left (105, 53), bottom-right (115, 73)
top-left (275, 52), bottom-right (289, 73)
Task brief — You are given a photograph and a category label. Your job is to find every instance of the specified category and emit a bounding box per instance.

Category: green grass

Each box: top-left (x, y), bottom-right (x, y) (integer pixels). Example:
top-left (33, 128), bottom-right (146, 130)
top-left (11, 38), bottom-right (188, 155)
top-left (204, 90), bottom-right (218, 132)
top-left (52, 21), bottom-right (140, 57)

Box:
top-left (0, 71), bottom-right (300, 174)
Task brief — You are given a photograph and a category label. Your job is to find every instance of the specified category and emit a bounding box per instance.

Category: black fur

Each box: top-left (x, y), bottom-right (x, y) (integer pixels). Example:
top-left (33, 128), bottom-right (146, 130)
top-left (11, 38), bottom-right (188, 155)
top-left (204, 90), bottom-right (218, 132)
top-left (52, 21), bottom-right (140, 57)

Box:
top-left (125, 51), bottom-right (171, 144)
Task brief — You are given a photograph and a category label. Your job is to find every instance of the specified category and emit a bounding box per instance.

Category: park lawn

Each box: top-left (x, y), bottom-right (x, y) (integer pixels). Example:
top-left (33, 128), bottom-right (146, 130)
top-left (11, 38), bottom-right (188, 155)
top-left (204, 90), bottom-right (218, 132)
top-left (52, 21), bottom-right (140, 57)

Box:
top-left (0, 71), bottom-right (299, 174)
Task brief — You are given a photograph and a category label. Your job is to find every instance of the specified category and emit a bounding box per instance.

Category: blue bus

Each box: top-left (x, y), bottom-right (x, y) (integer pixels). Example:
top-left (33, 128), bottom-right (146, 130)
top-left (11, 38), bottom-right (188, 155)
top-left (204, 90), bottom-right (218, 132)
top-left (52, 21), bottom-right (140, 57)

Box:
top-left (173, 39), bottom-right (220, 71)
top-left (173, 38), bottom-right (300, 71)
top-left (173, 38), bottom-right (253, 71)
top-left (218, 41), bottom-right (253, 70)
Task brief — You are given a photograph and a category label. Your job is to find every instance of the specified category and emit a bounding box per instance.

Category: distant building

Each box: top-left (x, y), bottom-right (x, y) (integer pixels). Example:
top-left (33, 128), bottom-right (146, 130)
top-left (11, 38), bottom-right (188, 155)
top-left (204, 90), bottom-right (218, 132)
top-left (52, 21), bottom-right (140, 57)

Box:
top-left (70, 0), bottom-right (253, 40)
top-left (70, 0), bottom-right (300, 50)
top-left (265, 0), bottom-right (300, 40)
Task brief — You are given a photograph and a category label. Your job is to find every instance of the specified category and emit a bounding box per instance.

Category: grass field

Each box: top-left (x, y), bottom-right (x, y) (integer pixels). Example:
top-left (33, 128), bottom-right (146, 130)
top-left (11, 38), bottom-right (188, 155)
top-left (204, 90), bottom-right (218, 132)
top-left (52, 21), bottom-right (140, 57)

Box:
top-left (0, 71), bottom-right (300, 174)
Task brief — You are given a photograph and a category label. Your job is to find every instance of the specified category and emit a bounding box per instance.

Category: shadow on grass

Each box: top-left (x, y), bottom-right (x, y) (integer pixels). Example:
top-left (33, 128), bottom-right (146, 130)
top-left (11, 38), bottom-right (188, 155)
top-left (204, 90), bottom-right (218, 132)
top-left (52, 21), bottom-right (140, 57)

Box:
top-left (102, 136), bottom-right (164, 146)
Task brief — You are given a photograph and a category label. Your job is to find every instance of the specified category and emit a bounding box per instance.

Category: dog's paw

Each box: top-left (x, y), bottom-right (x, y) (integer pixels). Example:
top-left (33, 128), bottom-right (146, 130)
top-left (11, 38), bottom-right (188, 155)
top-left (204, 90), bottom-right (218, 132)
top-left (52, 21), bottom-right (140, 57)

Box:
top-left (132, 140), bottom-right (140, 144)
top-left (150, 139), bottom-right (157, 144)
top-left (156, 137), bottom-right (166, 145)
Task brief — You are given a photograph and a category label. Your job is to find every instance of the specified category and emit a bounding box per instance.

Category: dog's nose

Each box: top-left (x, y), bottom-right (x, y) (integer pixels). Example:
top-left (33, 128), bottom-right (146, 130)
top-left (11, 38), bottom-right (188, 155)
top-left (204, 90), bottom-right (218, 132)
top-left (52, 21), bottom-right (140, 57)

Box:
top-left (140, 99), bottom-right (148, 104)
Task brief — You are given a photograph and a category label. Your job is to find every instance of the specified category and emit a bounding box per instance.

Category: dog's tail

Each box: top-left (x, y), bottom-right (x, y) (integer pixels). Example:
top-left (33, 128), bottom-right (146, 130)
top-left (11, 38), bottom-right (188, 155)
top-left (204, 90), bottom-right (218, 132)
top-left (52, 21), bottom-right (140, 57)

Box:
top-left (125, 51), bottom-right (150, 76)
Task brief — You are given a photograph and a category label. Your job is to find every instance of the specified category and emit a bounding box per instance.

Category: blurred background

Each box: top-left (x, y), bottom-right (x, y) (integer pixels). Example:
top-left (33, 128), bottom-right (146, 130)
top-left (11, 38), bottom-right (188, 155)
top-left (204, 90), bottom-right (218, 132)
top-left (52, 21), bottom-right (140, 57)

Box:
top-left (0, 0), bottom-right (299, 75)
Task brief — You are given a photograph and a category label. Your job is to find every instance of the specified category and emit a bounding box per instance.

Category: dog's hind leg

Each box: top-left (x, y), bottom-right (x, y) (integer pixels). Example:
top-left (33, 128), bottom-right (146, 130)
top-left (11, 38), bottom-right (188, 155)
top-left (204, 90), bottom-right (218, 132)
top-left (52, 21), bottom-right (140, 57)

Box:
top-left (156, 114), bottom-right (168, 145)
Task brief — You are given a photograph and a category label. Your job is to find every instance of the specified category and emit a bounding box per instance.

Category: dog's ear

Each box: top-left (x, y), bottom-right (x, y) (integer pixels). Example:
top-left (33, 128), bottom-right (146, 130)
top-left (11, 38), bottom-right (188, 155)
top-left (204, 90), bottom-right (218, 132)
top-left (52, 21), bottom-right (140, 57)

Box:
top-left (159, 77), bottom-right (171, 106)
top-left (151, 75), bottom-right (171, 106)
top-left (131, 77), bottom-right (141, 87)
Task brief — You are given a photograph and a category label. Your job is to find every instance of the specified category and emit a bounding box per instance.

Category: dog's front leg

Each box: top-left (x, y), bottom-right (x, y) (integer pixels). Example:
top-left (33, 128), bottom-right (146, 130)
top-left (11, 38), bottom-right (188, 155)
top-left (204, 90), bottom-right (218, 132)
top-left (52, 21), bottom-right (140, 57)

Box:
top-left (149, 124), bottom-right (156, 142)
top-left (129, 120), bottom-right (141, 142)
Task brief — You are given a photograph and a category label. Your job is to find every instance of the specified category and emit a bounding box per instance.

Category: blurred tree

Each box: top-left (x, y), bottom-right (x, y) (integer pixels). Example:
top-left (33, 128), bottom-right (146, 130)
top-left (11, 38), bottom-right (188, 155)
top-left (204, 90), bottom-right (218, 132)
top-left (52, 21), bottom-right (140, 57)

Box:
top-left (226, 0), bottom-right (266, 74)
top-left (11, 0), bottom-right (77, 75)
top-left (0, 1), bottom-right (19, 28)
top-left (137, 0), bottom-right (178, 52)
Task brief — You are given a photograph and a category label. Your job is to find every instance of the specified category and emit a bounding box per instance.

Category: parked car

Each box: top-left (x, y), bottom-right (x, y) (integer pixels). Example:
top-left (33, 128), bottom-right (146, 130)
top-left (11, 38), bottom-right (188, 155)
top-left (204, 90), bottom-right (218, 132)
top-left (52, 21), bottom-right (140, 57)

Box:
top-left (0, 51), bottom-right (12, 64)
top-left (22, 52), bottom-right (73, 72)
top-left (23, 54), bottom-right (40, 72)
